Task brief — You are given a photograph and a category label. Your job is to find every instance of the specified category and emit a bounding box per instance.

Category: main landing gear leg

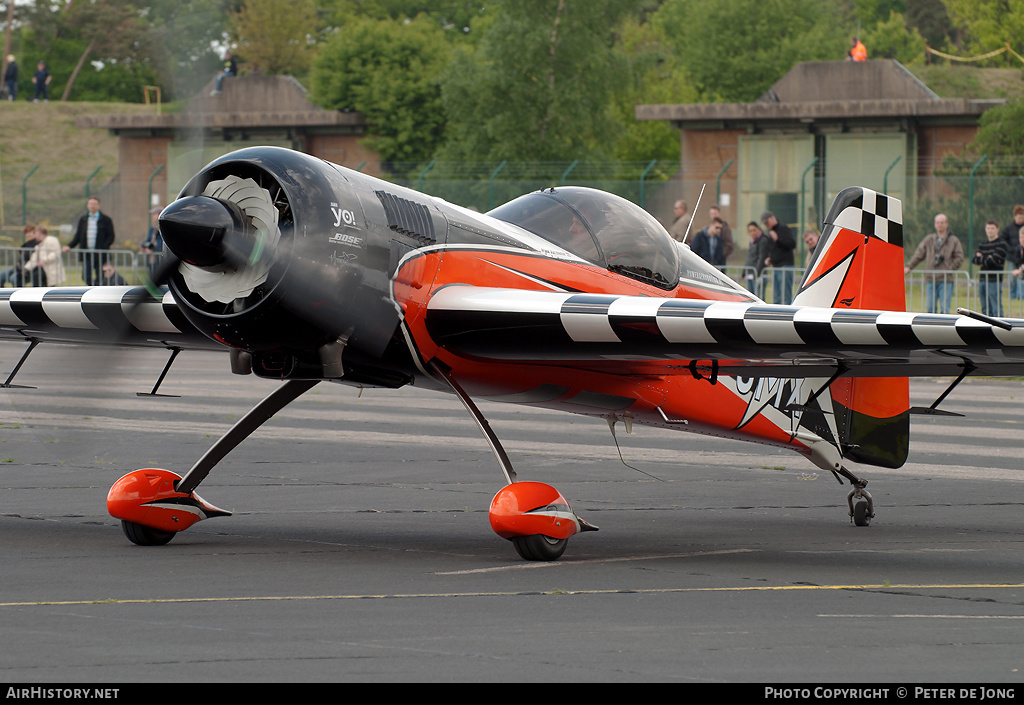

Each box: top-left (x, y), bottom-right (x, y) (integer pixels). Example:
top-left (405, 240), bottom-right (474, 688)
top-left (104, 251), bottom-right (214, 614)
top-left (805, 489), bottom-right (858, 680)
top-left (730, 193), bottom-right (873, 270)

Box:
top-left (428, 361), bottom-right (597, 561)
top-left (107, 379), bottom-right (320, 545)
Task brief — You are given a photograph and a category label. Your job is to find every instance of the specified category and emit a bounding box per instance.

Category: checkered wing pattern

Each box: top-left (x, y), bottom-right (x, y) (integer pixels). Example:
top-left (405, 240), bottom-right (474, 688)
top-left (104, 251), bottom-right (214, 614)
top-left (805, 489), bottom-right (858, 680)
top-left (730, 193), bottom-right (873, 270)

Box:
top-left (0, 286), bottom-right (212, 349)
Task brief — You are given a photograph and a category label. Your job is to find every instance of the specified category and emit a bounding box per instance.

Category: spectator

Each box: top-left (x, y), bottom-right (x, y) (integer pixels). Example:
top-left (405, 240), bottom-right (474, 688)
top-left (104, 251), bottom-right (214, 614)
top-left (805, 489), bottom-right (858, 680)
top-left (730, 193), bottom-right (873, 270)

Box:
top-left (210, 51), bottom-right (237, 96)
top-left (999, 205), bottom-right (1024, 303)
top-left (64, 196), bottom-right (115, 286)
top-left (905, 213), bottom-right (964, 314)
top-left (140, 206), bottom-right (164, 276)
top-left (761, 210), bottom-right (796, 304)
top-left (973, 220), bottom-right (1007, 317)
top-left (708, 205), bottom-right (734, 262)
top-left (803, 229), bottom-right (820, 267)
top-left (100, 260), bottom-right (126, 286)
top-left (744, 221), bottom-right (771, 297)
top-left (690, 216), bottom-right (727, 270)
top-left (668, 199), bottom-right (689, 242)
top-left (31, 60), bottom-right (50, 103)
top-left (0, 225), bottom-right (37, 286)
top-left (4, 55), bottom-right (17, 101)
top-left (23, 226), bottom-right (65, 287)
top-left (847, 37), bottom-right (867, 61)
top-left (1009, 226), bottom-right (1024, 304)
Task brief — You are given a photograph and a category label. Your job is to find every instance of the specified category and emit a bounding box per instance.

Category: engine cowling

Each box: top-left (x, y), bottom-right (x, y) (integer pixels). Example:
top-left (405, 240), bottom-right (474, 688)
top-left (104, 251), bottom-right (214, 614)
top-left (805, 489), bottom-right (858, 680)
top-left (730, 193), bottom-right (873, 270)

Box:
top-left (162, 147), bottom-right (411, 385)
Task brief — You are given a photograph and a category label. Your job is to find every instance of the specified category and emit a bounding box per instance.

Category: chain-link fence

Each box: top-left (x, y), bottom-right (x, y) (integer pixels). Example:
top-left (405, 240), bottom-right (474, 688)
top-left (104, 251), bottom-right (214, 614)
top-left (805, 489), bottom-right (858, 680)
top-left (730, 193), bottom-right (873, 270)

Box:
top-left (5, 160), bottom-right (1024, 311)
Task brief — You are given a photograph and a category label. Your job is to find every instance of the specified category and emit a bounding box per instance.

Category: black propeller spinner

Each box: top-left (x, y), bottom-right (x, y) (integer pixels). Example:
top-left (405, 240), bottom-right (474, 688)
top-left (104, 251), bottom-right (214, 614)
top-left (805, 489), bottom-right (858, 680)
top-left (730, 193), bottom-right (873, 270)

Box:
top-left (159, 195), bottom-right (257, 269)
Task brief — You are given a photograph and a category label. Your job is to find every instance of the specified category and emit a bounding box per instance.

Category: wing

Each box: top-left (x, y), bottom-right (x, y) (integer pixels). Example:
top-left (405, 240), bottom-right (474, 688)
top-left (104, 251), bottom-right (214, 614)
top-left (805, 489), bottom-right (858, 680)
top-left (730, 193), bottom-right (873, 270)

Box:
top-left (0, 286), bottom-right (218, 351)
top-left (424, 286), bottom-right (1024, 379)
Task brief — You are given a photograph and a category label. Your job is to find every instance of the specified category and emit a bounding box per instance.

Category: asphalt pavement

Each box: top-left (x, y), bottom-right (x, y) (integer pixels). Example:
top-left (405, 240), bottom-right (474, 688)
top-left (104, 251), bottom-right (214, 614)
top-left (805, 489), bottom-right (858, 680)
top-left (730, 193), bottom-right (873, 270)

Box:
top-left (1, 342), bottom-right (1022, 683)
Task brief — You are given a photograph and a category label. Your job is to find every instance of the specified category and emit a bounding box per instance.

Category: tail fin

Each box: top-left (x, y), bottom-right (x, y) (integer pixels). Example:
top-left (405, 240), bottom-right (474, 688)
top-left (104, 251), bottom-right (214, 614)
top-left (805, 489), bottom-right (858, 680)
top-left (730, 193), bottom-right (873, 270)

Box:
top-left (797, 187), bottom-right (910, 469)
top-left (794, 187), bottom-right (905, 311)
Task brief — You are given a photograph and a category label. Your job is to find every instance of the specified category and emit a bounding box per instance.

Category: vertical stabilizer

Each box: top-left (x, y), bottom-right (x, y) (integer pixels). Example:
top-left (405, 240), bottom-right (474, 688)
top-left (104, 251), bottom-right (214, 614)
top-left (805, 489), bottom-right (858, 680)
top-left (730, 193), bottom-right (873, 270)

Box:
top-left (797, 187), bottom-right (909, 468)
top-left (795, 187), bottom-right (905, 311)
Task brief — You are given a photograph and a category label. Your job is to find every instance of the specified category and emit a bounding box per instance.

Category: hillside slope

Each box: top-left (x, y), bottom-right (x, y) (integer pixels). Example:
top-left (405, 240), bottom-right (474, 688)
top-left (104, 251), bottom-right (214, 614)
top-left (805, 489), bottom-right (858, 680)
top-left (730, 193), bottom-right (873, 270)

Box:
top-left (0, 102), bottom-right (154, 241)
top-left (0, 101), bottom-right (153, 179)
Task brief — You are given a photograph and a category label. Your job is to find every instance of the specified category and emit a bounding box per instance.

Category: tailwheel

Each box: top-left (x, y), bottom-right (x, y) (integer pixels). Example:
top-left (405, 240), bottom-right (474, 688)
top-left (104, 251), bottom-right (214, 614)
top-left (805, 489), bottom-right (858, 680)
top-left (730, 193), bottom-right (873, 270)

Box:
top-left (852, 500), bottom-right (872, 527)
top-left (121, 520), bottom-right (176, 546)
top-left (512, 534), bottom-right (568, 562)
top-left (843, 472), bottom-right (874, 527)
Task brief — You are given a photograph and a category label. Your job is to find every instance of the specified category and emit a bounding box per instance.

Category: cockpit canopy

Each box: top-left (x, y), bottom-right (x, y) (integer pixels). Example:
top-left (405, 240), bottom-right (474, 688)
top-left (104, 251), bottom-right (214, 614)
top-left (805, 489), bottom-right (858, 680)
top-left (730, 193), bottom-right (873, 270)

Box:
top-left (488, 187), bottom-right (680, 289)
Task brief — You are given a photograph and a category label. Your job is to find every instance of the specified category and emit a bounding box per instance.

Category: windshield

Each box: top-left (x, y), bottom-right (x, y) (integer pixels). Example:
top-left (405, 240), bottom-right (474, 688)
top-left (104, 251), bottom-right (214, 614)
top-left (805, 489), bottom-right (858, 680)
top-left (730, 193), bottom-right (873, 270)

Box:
top-left (489, 187), bottom-right (679, 289)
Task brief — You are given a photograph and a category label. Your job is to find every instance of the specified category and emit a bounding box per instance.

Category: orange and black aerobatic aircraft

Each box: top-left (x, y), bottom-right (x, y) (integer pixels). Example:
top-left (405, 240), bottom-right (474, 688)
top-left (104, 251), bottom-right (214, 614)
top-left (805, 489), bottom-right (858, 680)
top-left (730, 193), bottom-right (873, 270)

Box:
top-left (3, 147), bottom-right (1021, 560)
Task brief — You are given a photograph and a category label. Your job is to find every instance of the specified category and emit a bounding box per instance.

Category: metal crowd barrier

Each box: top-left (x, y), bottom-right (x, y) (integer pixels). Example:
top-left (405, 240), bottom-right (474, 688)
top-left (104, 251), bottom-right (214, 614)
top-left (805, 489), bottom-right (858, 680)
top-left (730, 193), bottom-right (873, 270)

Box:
top-left (721, 265), bottom-right (806, 305)
top-left (720, 265), bottom-right (988, 316)
top-left (0, 246), bottom-right (157, 287)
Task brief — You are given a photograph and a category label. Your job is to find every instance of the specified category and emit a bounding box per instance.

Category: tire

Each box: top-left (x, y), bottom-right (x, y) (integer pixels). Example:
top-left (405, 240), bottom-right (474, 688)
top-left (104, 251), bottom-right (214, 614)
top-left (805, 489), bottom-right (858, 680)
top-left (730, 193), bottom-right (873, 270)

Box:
top-left (121, 519), bottom-right (176, 546)
top-left (511, 534), bottom-right (567, 561)
top-left (853, 500), bottom-right (871, 527)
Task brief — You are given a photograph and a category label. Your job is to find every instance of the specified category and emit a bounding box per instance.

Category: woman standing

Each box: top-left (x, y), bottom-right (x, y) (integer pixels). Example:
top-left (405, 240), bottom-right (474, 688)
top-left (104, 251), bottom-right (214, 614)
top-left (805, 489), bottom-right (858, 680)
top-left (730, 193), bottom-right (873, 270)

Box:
top-left (23, 226), bottom-right (66, 286)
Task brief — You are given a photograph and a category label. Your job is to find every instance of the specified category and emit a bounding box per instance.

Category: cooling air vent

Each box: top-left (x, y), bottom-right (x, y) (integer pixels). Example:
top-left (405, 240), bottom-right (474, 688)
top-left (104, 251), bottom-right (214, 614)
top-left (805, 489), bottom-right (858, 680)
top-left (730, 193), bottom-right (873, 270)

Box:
top-left (375, 191), bottom-right (436, 244)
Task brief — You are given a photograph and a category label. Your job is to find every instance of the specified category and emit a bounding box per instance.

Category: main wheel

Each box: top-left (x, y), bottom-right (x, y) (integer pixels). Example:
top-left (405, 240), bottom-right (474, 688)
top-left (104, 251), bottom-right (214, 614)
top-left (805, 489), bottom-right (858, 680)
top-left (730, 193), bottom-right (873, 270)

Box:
top-left (121, 519), bottom-right (176, 546)
top-left (512, 534), bottom-right (567, 561)
top-left (853, 500), bottom-right (871, 527)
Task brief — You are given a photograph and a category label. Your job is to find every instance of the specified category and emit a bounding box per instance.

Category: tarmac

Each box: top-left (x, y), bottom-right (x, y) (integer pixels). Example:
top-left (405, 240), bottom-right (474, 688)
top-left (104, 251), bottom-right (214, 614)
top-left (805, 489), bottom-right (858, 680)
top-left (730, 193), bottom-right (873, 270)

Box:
top-left (1, 341), bottom-right (1022, 683)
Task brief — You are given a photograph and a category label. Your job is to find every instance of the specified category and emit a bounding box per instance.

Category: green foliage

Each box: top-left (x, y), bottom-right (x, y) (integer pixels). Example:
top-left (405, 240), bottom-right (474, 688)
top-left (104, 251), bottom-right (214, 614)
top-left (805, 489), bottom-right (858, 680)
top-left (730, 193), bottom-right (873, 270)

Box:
top-left (608, 14), bottom-right (690, 163)
top-left (861, 11), bottom-right (928, 63)
top-left (942, 0), bottom-right (1024, 61)
top-left (310, 15), bottom-right (450, 164)
top-left (317, 0), bottom-right (489, 32)
top-left (905, 0), bottom-right (954, 49)
top-left (437, 0), bottom-right (635, 163)
top-left (140, 0), bottom-right (233, 100)
top-left (12, 0), bottom-right (144, 102)
top-left (972, 99), bottom-right (1024, 158)
top-left (851, 0), bottom-right (907, 28)
top-left (231, 0), bottom-right (320, 75)
top-left (652, 0), bottom-right (848, 103)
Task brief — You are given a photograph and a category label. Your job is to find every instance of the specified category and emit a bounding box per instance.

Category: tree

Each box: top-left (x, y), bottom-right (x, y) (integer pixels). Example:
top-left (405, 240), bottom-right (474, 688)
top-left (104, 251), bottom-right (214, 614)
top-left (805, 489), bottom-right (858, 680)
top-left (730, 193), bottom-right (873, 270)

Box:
top-left (608, 12), bottom-right (692, 163)
top-left (139, 0), bottom-right (235, 101)
top-left (971, 99), bottom-right (1024, 158)
top-left (13, 0), bottom-right (159, 103)
top-left (861, 10), bottom-right (928, 63)
top-left (310, 15), bottom-right (451, 164)
top-left (437, 0), bottom-right (635, 163)
top-left (59, 0), bottom-right (145, 101)
top-left (652, 0), bottom-right (848, 103)
top-left (905, 0), bottom-right (955, 49)
top-left (317, 0), bottom-right (491, 33)
top-left (231, 0), bottom-right (319, 75)
top-left (942, 0), bottom-right (1024, 62)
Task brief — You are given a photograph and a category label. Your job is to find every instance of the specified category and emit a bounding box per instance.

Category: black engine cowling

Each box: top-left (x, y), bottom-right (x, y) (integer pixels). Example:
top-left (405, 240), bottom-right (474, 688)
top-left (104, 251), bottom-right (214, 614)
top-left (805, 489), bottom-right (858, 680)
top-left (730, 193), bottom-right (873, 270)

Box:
top-left (163, 147), bottom-right (412, 385)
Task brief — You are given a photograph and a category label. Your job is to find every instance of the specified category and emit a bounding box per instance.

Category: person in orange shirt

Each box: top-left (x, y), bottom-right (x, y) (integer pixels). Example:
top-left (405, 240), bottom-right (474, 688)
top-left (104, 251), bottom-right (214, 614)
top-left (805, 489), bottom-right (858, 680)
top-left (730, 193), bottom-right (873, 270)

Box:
top-left (848, 36), bottom-right (867, 61)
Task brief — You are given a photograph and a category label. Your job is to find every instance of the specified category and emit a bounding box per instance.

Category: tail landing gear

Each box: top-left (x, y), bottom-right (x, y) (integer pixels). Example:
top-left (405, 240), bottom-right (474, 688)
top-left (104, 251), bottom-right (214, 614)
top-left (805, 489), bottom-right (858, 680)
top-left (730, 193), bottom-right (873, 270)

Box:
top-left (847, 479), bottom-right (874, 527)
top-left (837, 466), bottom-right (874, 527)
top-left (807, 442), bottom-right (875, 528)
